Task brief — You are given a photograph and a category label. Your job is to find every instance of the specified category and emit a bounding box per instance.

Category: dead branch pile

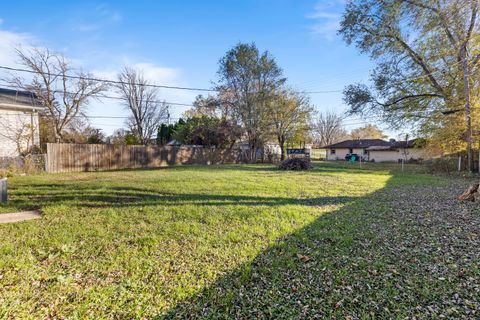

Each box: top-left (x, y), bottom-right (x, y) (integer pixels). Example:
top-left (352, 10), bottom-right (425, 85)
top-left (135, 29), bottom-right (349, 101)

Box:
top-left (278, 158), bottom-right (312, 171)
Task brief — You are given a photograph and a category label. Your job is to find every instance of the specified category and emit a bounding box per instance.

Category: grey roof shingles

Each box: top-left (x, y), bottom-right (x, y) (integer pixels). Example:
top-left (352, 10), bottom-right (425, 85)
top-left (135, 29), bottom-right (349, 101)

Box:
top-left (323, 139), bottom-right (392, 149)
top-left (0, 87), bottom-right (40, 107)
top-left (391, 139), bottom-right (420, 148)
top-left (324, 138), bottom-right (422, 150)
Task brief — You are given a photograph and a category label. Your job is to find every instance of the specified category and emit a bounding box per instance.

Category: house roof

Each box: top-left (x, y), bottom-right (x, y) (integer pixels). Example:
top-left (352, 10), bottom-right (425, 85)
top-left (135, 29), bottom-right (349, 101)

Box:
top-left (366, 145), bottom-right (396, 151)
top-left (325, 138), bottom-right (424, 150)
top-left (323, 139), bottom-right (392, 149)
top-left (391, 139), bottom-right (421, 148)
top-left (0, 87), bottom-right (43, 111)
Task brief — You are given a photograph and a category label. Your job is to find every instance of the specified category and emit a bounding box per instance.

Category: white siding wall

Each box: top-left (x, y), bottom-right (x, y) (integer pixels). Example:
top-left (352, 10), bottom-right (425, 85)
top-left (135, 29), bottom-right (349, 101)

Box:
top-left (368, 150), bottom-right (401, 162)
top-left (369, 148), bottom-right (429, 162)
top-left (264, 143), bottom-right (282, 155)
top-left (0, 109), bottom-right (40, 157)
top-left (327, 147), bottom-right (430, 162)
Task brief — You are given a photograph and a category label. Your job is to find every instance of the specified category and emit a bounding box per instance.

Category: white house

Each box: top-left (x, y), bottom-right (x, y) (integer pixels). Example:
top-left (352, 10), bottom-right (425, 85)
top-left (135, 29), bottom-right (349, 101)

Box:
top-left (366, 140), bottom-right (428, 162)
top-left (324, 139), bottom-right (428, 162)
top-left (236, 141), bottom-right (283, 162)
top-left (0, 88), bottom-right (43, 157)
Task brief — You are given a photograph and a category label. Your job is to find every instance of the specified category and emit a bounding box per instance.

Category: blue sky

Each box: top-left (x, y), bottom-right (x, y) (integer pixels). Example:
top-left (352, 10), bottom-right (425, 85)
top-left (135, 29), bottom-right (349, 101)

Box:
top-left (0, 0), bottom-right (391, 136)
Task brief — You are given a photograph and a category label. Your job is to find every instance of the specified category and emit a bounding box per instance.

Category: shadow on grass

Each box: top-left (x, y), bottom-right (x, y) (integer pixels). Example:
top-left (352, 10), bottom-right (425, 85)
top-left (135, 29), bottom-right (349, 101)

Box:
top-left (44, 160), bottom-right (414, 175)
top-left (7, 163), bottom-right (376, 210)
top-left (82, 163), bottom-right (280, 174)
top-left (93, 161), bottom-right (417, 175)
top-left (4, 165), bottom-right (476, 317)
top-left (156, 173), bottom-right (479, 319)
top-left (7, 183), bottom-right (358, 209)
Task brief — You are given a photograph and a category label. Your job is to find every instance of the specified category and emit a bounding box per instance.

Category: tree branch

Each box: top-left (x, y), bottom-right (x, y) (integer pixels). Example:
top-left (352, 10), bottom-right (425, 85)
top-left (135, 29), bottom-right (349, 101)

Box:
top-left (376, 93), bottom-right (443, 109)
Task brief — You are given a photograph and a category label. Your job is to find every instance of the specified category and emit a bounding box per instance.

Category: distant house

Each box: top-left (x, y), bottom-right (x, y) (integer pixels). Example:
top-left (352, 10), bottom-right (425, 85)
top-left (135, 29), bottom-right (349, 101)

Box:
top-left (236, 141), bottom-right (282, 161)
top-left (236, 141), bottom-right (312, 162)
top-left (324, 139), bottom-right (428, 162)
top-left (0, 88), bottom-right (43, 157)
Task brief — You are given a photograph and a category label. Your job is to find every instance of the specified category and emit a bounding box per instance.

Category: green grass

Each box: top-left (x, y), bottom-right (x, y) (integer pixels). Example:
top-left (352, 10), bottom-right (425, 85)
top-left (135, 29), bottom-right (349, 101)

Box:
top-left (0, 162), bottom-right (478, 319)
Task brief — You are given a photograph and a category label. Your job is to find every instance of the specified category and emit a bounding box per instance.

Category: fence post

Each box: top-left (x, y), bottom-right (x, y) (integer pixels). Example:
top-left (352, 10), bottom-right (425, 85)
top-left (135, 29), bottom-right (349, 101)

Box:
top-left (0, 178), bottom-right (7, 203)
top-left (458, 156), bottom-right (462, 172)
top-left (401, 158), bottom-right (404, 172)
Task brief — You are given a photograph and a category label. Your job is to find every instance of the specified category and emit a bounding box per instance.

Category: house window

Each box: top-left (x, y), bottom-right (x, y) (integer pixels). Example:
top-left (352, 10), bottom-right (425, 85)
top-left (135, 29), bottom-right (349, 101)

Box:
top-left (330, 149), bottom-right (336, 155)
top-left (349, 148), bottom-right (353, 153)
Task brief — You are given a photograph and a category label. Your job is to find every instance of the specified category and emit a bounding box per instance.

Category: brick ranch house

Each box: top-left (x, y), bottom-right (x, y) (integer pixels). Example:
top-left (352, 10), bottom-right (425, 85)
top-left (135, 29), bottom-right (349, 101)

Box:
top-left (323, 139), bottom-right (428, 162)
top-left (0, 88), bottom-right (43, 157)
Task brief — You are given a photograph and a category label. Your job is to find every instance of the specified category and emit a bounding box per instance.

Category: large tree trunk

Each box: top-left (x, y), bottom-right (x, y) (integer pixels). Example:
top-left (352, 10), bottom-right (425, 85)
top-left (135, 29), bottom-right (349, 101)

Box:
top-left (461, 45), bottom-right (475, 173)
top-left (279, 139), bottom-right (285, 161)
top-left (54, 129), bottom-right (62, 143)
top-left (248, 141), bottom-right (257, 163)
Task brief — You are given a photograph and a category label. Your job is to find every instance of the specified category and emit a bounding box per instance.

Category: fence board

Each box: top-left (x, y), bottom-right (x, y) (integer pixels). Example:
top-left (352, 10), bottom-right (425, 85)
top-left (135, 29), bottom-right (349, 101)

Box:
top-left (46, 143), bottom-right (243, 173)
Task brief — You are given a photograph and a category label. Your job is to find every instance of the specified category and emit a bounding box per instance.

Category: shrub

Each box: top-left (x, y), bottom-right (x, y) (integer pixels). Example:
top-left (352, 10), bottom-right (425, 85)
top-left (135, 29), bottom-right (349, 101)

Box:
top-left (278, 157), bottom-right (312, 170)
top-left (0, 154), bottom-right (45, 177)
top-left (424, 157), bottom-right (457, 174)
top-left (406, 157), bottom-right (423, 164)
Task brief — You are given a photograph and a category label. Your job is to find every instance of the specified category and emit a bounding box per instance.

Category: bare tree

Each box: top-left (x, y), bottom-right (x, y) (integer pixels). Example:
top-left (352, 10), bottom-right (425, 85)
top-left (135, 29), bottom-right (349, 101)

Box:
top-left (311, 111), bottom-right (348, 147)
top-left (0, 113), bottom-right (38, 156)
top-left (116, 66), bottom-right (168, 145)
top-left (7, 47), bottom-right (107, 142)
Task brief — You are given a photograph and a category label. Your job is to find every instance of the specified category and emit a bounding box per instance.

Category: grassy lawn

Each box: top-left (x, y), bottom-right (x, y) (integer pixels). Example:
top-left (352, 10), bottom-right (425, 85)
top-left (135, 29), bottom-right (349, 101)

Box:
top-left (0, 162), bottom-right (478, 318)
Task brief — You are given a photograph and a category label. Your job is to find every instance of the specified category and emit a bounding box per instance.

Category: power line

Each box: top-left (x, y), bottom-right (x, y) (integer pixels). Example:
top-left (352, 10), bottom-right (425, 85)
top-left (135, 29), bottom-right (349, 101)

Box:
top-left (0, 64), bottom-right (346, 95)
top-left (0, 109), bottom-right (383, 127)
top-left (3, 18), bottom-right (479, 97)
top-left (0, 62), bottom-right (464, 96)
top-left (0, 112), bottom-right (183, 121)
top-left (301, 35), bottom-right (480, 93)
top-left (300, 89), bottom-right (342, 93)
top-left (95, 93), bottom-right (193, 107)
top-left (0, 65), bottom-right (217, 92)
top-left (91, 118), bottom-right (182, 128)
top-left (293, 65), bottom-right (373, 88)
top-left (0, 54), bottom-right (473, 103)
top-left (0, 81), bottom-right (195, 108)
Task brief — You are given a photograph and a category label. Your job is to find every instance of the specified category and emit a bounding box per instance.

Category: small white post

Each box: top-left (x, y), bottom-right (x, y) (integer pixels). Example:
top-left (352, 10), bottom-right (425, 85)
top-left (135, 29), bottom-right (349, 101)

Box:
top-left (0, 178), bottom-right (7, 203)
top-left (458, 156), bottom-right (462, 172)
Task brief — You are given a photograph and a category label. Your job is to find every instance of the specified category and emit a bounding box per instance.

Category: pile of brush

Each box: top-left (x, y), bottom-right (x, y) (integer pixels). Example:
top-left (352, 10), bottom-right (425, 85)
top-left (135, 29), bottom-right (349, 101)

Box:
top-left (278, 158), bottom-right (312, 171)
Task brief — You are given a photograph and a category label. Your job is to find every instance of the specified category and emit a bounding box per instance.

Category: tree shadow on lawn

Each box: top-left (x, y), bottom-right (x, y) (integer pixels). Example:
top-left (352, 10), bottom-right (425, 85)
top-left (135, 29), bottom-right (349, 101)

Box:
top-left (6, 162), bottom-right (398, 212)
top-left (158, 174), bottom-right (480, 319)
top-left (89, 163), bottom-right (280, 174)
top-left (97, 162), bottom-right (394, 175)
top-left (7, 183), bottom-right (358, 209)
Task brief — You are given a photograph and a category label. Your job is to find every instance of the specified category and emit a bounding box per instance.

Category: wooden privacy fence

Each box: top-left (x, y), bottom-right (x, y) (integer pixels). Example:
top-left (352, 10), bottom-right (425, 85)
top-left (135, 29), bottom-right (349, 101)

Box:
top-left (46, 143), bottom-right (245, 173)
